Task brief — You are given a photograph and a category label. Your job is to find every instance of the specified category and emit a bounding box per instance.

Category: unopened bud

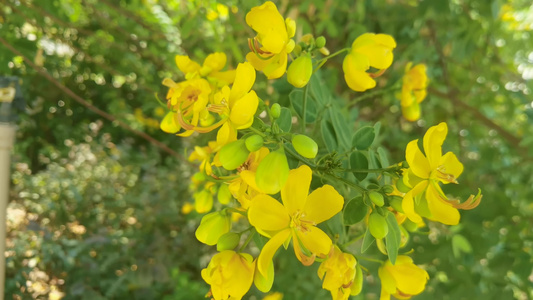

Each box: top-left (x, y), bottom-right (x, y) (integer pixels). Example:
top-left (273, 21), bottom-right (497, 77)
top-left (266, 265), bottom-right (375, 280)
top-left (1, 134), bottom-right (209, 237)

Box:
top-left (369, 212), bottom-right (388, 239)
top-left (245, 135), bottom-right (264, 152)
top-left (287, 53), bottom-right (313, 88)
top-left (270, 103), bottom-right (281, 119)
top-left (195, 211), bottom-right (231, 245)
top-left (219, 139), bottom-right (250, 170)
top-left (389, 195), bottom-right (404, 213)
top-left (369, 191), bottom-right (385, 207)
top-left (217, 232), bottom-right (241, 251)
top-left (255, 148), bottom-right (289, 194)
top-left (351, 265), bottom-right (363, 296)
top-left (315, 36), bottom-right (326, 48)
top-left (292, 134), bottom-right (318, 159)
top-left (382, 185), bottom-right (395, 194)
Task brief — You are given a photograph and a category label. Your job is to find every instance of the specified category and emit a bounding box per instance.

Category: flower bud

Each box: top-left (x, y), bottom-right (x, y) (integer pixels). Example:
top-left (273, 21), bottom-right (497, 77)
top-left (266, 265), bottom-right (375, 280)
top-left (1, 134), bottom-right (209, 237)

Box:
top-left (389, 195), bottom-right (404, 213)
top-left (287, 53), bottom-right (313, 88)
top-left (195, 211), bottom-right (231, 245)
top-left (219, 139), bottom-right (250, 170)
top-left (368, 212), bottom-right (388, 239)
top-left (245, 135), bottom-right (264, 152)
top-left (217, 183), bottom-right (232, 205)
top-left (217, 232), bottom-right (241, 251)
top-left (255, 148), bottom-right (289, 194)
top-left (396, 175), bottom-right (411, 193)
top-left (270, 103), bottom-right (281, 119)
top-left (401, 101), bottom-right (421, 122)
top-left (292, 134), bottom-right (318, 158)
top-left (315, 36), bottom-right (326, 48)
top-left (160, 111), bottom-right (180, 133)
top-left (351, 265), bottom-right (363, 296)
top-left (382, 185), bottom-right (394, 194)
top-left (369, 191), bottom-right (384, 207)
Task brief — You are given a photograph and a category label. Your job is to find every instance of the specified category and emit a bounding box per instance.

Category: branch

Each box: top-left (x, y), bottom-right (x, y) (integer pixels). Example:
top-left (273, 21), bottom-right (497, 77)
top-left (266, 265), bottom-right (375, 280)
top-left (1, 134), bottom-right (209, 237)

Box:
top-left (0, 37), bottom-right (186, 161)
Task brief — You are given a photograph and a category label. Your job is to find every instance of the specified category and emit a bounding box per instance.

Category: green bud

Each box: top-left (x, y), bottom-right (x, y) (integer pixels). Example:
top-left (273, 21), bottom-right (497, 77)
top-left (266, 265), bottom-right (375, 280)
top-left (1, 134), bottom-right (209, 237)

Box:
top-left (382, 185), bottom-right (395, 194)
top-left (216, 232), bottom-right (241, 251)
top-left (369, 191), bottom-right (384, 207)
top-left (351, 265), bottom-right (364, 296)
top-left (219, 140), bottom-right (250, 170)
top-left (245, 135), bottom-right (264, 152)
top-left (292, 134), bottom-right (318, 158)
top-left (293, 44), bottom-right (302, 56)
top-left (195, 211), bottom-right (231, 246)
top-left (255, 148), bottom-right (289, 194)
top-left (403, 219), bottom-right (418, 232)
top-left (368, 212), bottom-right (388, 239)
top-left (270, 103), bottom-right (281, 119)
top-left (287, 53), bottom-right (313, 88)
top-left (389, 195), bottom-right (404, 213)
top-left (396, 176), bottom-right (411, 193)
top-left (315, 36), bottom-right (326, 48)
top-left (217, 183), bottom-right (232, 205)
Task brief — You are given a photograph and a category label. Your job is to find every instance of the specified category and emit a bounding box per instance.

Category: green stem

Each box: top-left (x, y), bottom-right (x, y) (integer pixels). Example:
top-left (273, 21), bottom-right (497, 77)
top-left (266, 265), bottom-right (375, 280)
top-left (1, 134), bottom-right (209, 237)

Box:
top-left (355, 255), bottom-right (384, 264)
top-left (282, 142), bottom-right (317, 168)
top-left (301, 83), bottom-right (309, 133)
top-left (238, 229), bottom-right (256, 252)
top-left (247, 126), bottom-right (267, 137)
top-left (341, 233), bottom-right (366, 248)
top-left (317, 47), bottom-right (350, 62)
top-left (321, 172), bottom-right (366, 193)
top-left (348, 82), bottom-right (401, 106)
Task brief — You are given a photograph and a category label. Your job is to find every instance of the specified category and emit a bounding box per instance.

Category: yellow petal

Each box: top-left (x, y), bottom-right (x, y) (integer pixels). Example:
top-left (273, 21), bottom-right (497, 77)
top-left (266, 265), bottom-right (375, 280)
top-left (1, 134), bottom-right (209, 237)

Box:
top-left (423, 122), bottom-right (447, 169)
top-left (343, 52), bottom-right (375, 92)
top-left (230, 91), bottom-right (259, 128)
top-left (402, 181), bottom-right (427, 224)
top-left (426, 184), bottom-right (460, 225)
top-left (211, 70), bottom-right (237, 85)
top-left (352, 33), bottom-right (396, 70)
top-left (388, 256), bottom-right (429, 296)
top-left (160, 111), bottom-right (180, 133)
top-left (405, 140), bottom-right (430, 179)
top-left (248, 194), bottom-right (290, 232)
top-left (281, 165), bottom-right (312, 216)
top-left (246, 1), bottom-right (287, 54)
top-left (257, 229), bottom-right (291, 276)
top-left (439, 152), bottom-right (464, 183)
top-left (195, 212), bottom-right (231, 245)
top-left (175, 55), bottom-right (201, 74)
top-left (203, 52), bottom-right (227, 72)
top-left (263, 52), bottom-right (288, 79)
top-left (378, 264), bottom-right (397, 294)
top-left (254, 259), bottom-right (275, 292)
top-left (401, 101), bottom-right (421, 122)
top-left (230, 62), bottom-right (256, 103)
top-left (216, 122), bottom-right (238, 147)
top-left (246, 51), bottom-right (270, 72)
top-left (303, 185), bottom-right (343, 224)
top-left (296, 226), bottom-right (332, 258)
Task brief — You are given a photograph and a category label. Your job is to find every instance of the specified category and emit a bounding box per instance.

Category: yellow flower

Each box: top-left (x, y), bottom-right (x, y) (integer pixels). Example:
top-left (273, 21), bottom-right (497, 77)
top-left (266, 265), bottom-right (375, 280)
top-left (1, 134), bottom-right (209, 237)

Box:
top-left (318, 246), bottom-right (360, 300)
top-left (228, 147), bottom-right (270, 209)
top-left (188, 141), bottom-right (219, 175)
top-left (262, 292), bottom-right (283, 300)
top-left (343, 33), bottom-right (396, 92)
top-left (403, 122), bottom-right (482, 225)
top-left (214, 62), bottom-right (259, 146)
top-left (175, 52), bottom-right (236, 85)
top-left (248, 165), bottom-right (344, 280)
top-left (378, 256), bottom-right (429, 300)
top-left (287, 53), bottom-right (313, 88)
top-left (160, 111), bottom-right (180, 134)
top-left (246, 1), bottom-right (296, 79)
top-left (201, 250), bottom-right (255, 300)
top-left (400, 63), bottom-right (428, 122)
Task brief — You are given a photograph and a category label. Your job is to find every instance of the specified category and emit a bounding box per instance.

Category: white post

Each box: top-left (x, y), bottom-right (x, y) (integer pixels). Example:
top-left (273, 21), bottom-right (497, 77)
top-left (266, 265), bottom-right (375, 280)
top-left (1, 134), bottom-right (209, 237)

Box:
top-left (0, 85), bottom-right (16, 299)
top-left (0, 124), bottom-right (14, 298)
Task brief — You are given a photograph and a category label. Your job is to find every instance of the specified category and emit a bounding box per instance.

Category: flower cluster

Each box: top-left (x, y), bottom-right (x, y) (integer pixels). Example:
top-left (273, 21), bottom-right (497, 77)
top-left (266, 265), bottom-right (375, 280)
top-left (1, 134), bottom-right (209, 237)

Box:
top-left (157, 2), bottom-right (482, 299)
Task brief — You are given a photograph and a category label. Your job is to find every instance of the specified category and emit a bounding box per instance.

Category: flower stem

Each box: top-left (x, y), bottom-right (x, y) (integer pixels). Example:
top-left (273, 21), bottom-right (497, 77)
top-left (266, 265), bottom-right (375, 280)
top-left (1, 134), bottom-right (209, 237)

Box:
top-left (301, 83), bottom-right (309, 133)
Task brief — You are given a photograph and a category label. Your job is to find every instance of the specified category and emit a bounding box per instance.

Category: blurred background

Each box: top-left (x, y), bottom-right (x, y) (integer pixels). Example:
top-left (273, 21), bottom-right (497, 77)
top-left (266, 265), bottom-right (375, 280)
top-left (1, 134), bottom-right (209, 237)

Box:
top-left (1, 0), bottom-right (532, 299)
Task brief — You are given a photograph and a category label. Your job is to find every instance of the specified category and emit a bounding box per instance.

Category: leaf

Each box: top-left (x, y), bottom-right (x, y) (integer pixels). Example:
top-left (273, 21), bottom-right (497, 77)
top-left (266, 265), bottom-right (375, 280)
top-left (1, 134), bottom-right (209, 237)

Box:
top-left (385, 212), bottom-right (401, 265)
top-left (290, 90), bottom-right (317, 123)
top-left (321, 120), bottom-right (337, 152)
top-left (343, 196), bottom-right (368, 225)
top-left (328, 108), bottom-right (351, 151)
top-left (377, 147), bottom-right (389, 168)
top-left (275, 107), bottom-right (292, 132)
top-left (352, 126), bottom-right (375, 150)
top-left (361, 227), bottom-right (375, 253)
top-left (452, 234), bottom-right (472, 258)
top-left (350, 151), bottom-right (368, 182)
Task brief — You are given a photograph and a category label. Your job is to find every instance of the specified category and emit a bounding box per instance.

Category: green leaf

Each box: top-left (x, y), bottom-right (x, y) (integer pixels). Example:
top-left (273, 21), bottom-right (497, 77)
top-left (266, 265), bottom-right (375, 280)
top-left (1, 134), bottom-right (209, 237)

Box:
top-left (452, 234), bottom-right (472, 258)
top-left (321, 120), bottom-right (337, 152)
top-left (290, 90), bottom-right (317, 123)
top-left (343, 196), bottom-right (368, 225)
top-left (377, 147), bottom-right (389, 168)
top-left (361, 227), bottom-right (375, 253)
top-left (275, 107), bottom-right (292, 132)
top-left (350, 151), bottom-right (368, 182)
top-left (385, 212), bottom-right (401, 265)
top-left (328, 108), bottom-right (351, 151)
top-left (352, 126), bottom-right (375, 150)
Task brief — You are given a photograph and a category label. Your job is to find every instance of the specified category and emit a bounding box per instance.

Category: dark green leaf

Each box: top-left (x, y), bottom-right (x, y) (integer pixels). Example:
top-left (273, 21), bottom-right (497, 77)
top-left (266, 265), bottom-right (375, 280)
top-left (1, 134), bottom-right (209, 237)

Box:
top-left (321, 120), bottom-right (337, 152)
top-left (343, 196), bottom-right (368, 225)
top-left (290, 90), bottom-right (317, 123)
top-left (361, 227), bottom-right (375, 253)
top-left (350, 151), bottom-right (368, 181)
top-left (352, 126), bottom-right (375, 150)
top-left (275, 107), bottom-right (292, 132)
top-left (385, 212), bottom-right (401, 265)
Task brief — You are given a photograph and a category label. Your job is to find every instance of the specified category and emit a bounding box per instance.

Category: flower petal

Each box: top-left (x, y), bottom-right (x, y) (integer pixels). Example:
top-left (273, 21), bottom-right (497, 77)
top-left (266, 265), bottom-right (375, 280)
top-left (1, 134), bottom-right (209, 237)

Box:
top-left (230, 62), bottom-right (256, 103)
top-left (281, 165), bottom-right (312, 216)
top-left (426, 184), bottom-right (460, 225)
top-left (402, 181), bottom-right (427, 224)
top-left (439, 152), bottom-right (464, 184)
top-left (388, 257), bottom-right (429, 296)
top-left (245, 1), bottom-right (287, 54)
top-left (405, 139), bottom-right (431, 179)
top-left (203, 52), bottom-right (226, 72)
top-left (343, 52), bottom-right (375, 92)
top-left (263, 52), bottom-right (288, 79)
top-left (423, 122), bottom-right (447, 169)
top-left (230, 91), bottom-right (259, 129)
top-left (303, 185), bottom-right (343, 224)
top-left (296, 226), bottom-right (332, 258)
top-left (248, 194), bottom-right (290, 232)
top-left (257, 229), bottom-right (291, 276)
top-left (175, 55), bottom-right (201, 74)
